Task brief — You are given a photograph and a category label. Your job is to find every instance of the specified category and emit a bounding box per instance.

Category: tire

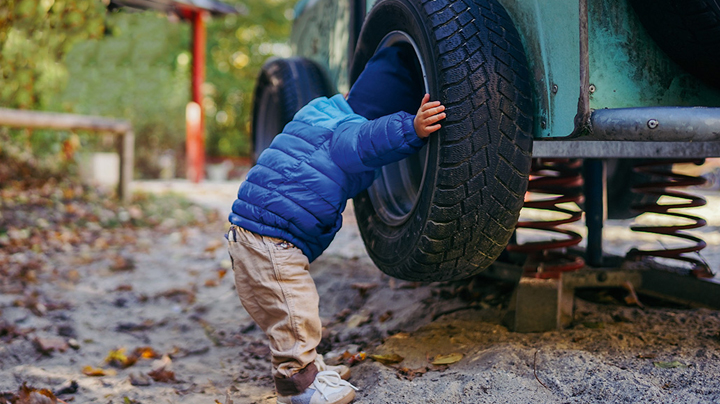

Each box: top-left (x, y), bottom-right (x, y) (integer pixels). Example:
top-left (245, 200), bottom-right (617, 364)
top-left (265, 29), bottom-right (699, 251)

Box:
top-left (350, 0), bottom-right (533, 282)
top-left (251, 58), bottom-right (333, 162)
top-left (605, 159), bottom-right (669, 220)
top-left (630, 0), bottom-right (720, 88)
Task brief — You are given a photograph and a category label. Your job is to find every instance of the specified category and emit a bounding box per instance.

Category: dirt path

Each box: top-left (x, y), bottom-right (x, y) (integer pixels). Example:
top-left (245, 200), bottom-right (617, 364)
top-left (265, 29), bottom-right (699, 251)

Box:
top-left (2, 181), bottom-right (720, 403)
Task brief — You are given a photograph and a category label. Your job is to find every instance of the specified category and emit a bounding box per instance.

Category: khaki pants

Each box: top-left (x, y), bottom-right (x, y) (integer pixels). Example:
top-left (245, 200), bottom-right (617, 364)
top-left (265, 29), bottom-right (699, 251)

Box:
top-left (227, 225), bottom-right (320, 396)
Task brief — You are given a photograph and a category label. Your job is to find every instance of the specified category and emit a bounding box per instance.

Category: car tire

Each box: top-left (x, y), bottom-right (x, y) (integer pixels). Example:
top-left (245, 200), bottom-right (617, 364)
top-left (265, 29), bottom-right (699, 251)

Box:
top-left (630, 0), bottom-right (720, 88)
top-left (350, 0), bottom-right (533, 281)
top-left (251, 57), bottom-right (333, 163)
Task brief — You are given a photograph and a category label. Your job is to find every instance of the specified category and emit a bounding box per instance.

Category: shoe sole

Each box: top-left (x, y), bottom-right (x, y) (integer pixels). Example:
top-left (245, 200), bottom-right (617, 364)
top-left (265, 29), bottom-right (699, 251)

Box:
top-left (336, 389), bottom-right (356, 404)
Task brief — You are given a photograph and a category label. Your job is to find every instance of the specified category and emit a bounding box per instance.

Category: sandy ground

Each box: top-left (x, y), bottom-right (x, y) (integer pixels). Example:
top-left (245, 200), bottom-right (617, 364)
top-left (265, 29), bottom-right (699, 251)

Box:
top-left (2, 179), bottom-right (720, 403)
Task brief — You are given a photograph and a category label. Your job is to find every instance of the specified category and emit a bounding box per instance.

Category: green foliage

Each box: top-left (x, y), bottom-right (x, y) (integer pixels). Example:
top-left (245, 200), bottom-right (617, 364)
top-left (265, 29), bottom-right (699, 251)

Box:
top-left (59, 11), bottom-right (191, 177)
top-left (204, 0), bottom-right (296, 157)
top-left (0, 0), bottom-right (296, 177)
top-left (0, 0), bottom-right (105, 110)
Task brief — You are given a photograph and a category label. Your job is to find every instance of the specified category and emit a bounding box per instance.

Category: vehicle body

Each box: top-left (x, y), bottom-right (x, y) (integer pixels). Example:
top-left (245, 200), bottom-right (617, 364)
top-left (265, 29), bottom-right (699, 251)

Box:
top-left (252, 0), bottom-right (720, 281)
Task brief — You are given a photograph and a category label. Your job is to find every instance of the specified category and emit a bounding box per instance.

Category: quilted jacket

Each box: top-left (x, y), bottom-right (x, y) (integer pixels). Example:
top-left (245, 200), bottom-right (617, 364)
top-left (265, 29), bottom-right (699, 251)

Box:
top-left (229, 94), bottom-right (425, 262)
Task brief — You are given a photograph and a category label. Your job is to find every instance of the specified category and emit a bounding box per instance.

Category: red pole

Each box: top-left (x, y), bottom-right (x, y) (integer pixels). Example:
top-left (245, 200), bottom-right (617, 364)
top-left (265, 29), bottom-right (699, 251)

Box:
top-left (187, 9), bottom-right (207, 182)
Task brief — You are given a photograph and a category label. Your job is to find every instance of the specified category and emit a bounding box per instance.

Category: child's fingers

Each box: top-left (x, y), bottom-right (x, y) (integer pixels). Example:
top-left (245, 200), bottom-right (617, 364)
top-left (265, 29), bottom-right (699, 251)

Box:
top-left (420, 101), bottom-right (442, 113)
top-left (421, 93), bottom-right (430, 105)
top-left (425, 123), bottom-right (442, 133)
top-left (424, 112), bottom-right (446, 124)
top-left (423, 105), bottom-right (445, 117)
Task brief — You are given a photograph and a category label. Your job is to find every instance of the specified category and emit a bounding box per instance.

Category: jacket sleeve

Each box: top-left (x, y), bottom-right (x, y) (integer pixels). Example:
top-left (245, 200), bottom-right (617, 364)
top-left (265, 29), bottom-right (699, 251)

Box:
top-left (329, 111), bottom-right (426, 174)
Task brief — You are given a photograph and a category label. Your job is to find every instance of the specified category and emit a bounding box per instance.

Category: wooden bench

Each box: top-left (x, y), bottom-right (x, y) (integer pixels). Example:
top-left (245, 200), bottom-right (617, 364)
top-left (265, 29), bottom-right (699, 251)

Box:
top-left (0, 108), bottom-right (134, 202)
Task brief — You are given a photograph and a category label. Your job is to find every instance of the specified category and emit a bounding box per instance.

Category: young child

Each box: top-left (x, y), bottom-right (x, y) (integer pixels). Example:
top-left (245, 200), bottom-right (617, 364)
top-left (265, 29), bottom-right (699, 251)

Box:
top-left (227, 45), bottom-right (446, 404)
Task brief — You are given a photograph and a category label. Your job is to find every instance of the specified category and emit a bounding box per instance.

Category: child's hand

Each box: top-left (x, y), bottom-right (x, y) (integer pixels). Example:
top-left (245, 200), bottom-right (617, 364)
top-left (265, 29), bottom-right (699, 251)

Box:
top-left (414, 94), bottom-right (446, 138)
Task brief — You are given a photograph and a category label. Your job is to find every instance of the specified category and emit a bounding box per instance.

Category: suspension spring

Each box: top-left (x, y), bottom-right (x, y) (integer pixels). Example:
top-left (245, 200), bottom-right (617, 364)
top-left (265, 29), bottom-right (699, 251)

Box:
top-left (628, 159), bottom-right (712, 277)
top-left (506, 158), bottom-right (585, 279)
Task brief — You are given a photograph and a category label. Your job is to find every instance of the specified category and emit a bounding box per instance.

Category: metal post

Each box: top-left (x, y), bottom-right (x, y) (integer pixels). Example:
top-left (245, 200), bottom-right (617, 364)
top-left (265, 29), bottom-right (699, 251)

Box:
top-left (188, 10), bottom-right (207, 183)
top-left (583, 158), bottom-right (605, 266)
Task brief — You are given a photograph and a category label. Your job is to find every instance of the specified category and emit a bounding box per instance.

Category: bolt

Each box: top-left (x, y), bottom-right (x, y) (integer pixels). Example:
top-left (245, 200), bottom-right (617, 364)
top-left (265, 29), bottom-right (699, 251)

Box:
top-left (552, 84), bottom-right (558, 94)
top-left (541, 118), bottom-right (547, 129)
top-left (589, 84), bottom-right (596, 93)
top-left (596, 272), bottom-right (608, 283)
top-left (647, 119), bottom-right (659, 129)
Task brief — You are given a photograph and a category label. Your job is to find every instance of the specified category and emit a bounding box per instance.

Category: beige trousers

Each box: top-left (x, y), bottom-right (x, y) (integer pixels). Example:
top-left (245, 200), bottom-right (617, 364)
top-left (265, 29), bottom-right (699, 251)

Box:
top-left (227, 225), bottom-right (320, 395)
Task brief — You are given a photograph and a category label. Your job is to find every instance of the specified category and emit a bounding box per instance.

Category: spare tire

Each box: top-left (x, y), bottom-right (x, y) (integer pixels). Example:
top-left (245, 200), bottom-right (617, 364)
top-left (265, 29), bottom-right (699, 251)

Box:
top-left (630, 0), bottom-right (720, 88)
top-left (350, 0), bottom-right (534, 281)
top-left (251, 57), bottom-right (333, 162)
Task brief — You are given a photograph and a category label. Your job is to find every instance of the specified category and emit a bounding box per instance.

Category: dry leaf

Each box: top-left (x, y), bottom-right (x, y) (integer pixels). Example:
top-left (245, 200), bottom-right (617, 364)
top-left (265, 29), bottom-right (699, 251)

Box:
top-left (105, 348), bottom-right (137, 368)
top-left (148, 367), bottom-right (177, 383)
top-left (431, 352), bottom-right (463, 365)
top-left (133, 346), bottom-right (161, 359)
top-left (378, 311), bottom-right (393, 323)
top-left (82, 365), bottom-right (116, 377)
top-left (395, 366), bottom-right (428, 381)
top-left (653, 360), bottom-right (688, 369)
top-left (369, 353), bottom-right (404, 365)
top-left (15, 382), bottom-right (58, 404)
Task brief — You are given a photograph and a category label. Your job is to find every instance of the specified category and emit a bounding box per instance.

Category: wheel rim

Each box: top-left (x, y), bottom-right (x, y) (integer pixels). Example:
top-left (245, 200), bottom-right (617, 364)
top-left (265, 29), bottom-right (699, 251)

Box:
top-left (367, 31), bottom-right (430, 226)
top-left (254, 86), bottom-right (282, 159)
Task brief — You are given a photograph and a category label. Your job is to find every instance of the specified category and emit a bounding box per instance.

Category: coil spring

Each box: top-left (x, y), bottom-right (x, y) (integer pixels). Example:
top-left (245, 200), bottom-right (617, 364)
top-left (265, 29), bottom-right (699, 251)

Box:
top-left (628, 159), bottom-right (712, 278)
top-left (506, 158), bottom-right (585, 279)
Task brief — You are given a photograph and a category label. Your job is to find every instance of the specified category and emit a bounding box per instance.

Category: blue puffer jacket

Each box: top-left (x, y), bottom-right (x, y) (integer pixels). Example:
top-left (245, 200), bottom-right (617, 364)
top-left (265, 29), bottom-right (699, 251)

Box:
top-left (229, 94), bottom-right (425, 262)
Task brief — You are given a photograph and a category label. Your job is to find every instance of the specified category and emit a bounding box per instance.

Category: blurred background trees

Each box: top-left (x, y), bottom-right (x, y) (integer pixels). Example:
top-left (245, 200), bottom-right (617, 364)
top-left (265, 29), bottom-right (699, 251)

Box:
top-left (0, 0), bottom-right (295, 178)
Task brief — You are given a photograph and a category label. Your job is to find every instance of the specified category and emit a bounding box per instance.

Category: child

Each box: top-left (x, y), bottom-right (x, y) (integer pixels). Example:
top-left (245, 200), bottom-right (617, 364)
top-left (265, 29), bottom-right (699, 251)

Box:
top-left (227, 45), bottom-right (446, 404)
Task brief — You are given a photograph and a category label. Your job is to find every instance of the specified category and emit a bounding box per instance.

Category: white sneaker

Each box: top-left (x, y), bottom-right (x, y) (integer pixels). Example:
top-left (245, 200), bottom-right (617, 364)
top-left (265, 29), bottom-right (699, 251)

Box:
top-left (315, 354), bottom-right (351, 380)
top-left (276, 371), bottom-right (358, 404)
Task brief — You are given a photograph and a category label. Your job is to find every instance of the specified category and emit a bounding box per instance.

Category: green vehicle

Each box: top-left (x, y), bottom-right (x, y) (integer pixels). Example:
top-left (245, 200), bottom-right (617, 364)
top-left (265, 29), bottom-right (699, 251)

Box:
top-left (251, 0), bottom-right (720, 282)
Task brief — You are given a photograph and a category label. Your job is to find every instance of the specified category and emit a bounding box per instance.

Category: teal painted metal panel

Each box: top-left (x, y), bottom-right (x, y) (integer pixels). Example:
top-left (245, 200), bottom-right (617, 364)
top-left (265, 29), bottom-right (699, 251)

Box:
top-left (291, 0), bottom-right (350, 94)
top-left (587, 0), bottom-right (720, 109)
top-left (497, 0), bottom-right (580, 138)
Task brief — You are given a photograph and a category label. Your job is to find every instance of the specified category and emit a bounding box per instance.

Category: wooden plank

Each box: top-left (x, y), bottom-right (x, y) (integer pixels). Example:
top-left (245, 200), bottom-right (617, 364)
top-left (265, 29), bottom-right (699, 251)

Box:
top-left (0, 108), bottom-right (134, 202)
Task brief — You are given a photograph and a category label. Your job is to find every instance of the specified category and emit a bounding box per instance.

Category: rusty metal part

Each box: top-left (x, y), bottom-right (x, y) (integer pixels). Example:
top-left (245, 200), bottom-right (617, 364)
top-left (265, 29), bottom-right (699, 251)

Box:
top-left (627, 159), bottom-right (712, 277)
top-left (506, 159), bottom-right (586, 278)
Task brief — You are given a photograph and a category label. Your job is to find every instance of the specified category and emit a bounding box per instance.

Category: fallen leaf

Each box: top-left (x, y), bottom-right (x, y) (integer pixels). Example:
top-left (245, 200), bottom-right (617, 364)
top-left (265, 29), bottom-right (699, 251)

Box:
top-left (583, 322), bottom-right (605, 329)
top-left (637, 353), bottom-right (656, 359)
top-left (369, 353), bottom-right (403, 365)
top-left (82, 365), bottom-right (116, 377)
top-left (204, 279), bottom-right (219, 287)
top-left (148, 367), bottom-right (177, 383)
top-left (378, 311), bottom-right (393, 323)
top-left (345, 313), bottom-right (371, 329)
top-left (653, 360), bottom-right (688, 369)
top-left (431, 352), bottom-right (463, 365)
top-left (348, 352), bottom-right (366, 365)
top-left (15, 382), bottom-right (58, 404)
top-left (105, 347), bottom-right (137, 368)
top-left (395, 366), bottom-right (428, 381)
top-left (133, 346), bottom-right (161, 359)
top-left (109, 255), bottom-right (135, 271)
